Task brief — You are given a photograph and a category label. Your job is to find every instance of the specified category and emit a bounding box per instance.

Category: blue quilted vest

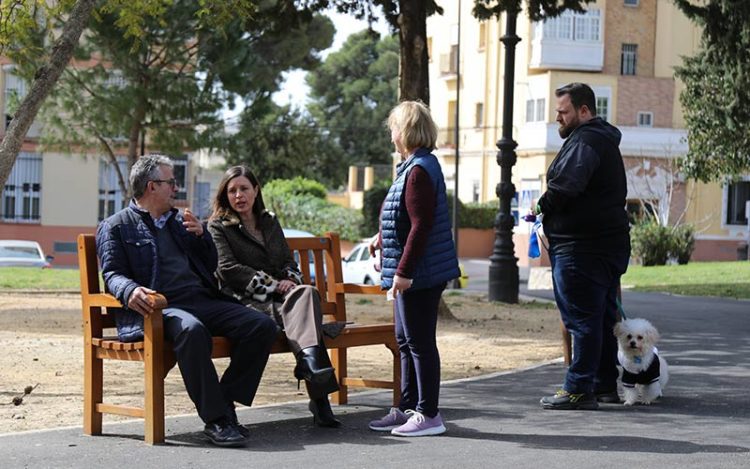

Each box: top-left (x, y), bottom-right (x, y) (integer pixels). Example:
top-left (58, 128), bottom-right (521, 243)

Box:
top-left (380, 148), bottom-right (460, 290)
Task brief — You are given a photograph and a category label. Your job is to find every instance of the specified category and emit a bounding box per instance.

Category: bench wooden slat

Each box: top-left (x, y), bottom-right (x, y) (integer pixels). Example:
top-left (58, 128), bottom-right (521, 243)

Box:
top-left (78, 232), bottom-right (399, 445)
top-left (96, 403), bottom-right (145, 418)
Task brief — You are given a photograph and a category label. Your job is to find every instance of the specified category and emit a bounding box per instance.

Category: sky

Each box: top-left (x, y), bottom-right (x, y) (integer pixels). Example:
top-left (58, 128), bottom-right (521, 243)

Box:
top-left (271, 11), bottom-right (390, 107)
top-left (223, 10), bottom-right (390, 123)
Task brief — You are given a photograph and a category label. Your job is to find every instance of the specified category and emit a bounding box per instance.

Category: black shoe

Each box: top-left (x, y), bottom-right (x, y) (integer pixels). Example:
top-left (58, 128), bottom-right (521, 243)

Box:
top-left (227, 406), bottom-right (250, 438)
top-left (595, 390), bottom-right (621, 403)
top-left (204, 418), bottom-right (248, 447)
top-left (540, 390), bottom-right (598, 410)
top-left (294, 346), bottom-right (335, 387)
top-left (309, 398), bottom-right (341, 428)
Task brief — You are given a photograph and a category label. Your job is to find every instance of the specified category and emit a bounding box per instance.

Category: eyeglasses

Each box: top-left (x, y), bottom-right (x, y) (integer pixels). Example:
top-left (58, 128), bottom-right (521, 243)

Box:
top-left (151, 178), bottom-right (178, 188)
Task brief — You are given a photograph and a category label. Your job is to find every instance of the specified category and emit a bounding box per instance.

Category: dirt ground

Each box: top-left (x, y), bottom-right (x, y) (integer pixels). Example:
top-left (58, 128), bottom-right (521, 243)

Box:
top-left (0, 291), bottom-right (562, 434)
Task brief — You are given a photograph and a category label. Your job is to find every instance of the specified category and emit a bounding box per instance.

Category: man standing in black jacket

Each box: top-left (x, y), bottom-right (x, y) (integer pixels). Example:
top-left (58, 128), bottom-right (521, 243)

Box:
top-left (535, 83), bottom-right (631, 410)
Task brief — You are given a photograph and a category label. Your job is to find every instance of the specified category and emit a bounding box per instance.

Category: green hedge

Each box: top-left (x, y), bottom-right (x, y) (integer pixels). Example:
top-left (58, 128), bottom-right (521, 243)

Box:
top-left (361, 179), bottom-right (392, 237)
top-left (262, 177), bottom-right (363, 241)
top-left (447, 196), bottom-right (497, 229)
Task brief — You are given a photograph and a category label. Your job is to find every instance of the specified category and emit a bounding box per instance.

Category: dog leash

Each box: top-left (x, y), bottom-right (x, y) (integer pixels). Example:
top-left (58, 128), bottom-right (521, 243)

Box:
top-left (616, 298), bottom-right (628, 320)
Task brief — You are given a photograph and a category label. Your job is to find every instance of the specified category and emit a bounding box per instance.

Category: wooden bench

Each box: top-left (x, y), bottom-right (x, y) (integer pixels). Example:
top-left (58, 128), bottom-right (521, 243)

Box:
top-left (78, 232), bottom-right (399, 445)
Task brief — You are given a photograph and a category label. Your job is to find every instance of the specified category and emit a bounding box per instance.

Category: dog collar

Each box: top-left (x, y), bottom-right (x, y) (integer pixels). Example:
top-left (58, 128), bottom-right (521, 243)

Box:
top-left (634, 356), bottom-right (642, 364)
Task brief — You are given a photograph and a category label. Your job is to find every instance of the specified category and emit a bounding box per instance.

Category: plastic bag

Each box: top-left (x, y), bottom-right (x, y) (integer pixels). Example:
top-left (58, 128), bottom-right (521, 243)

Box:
top-left (528, 220), bottom-right (541, 258)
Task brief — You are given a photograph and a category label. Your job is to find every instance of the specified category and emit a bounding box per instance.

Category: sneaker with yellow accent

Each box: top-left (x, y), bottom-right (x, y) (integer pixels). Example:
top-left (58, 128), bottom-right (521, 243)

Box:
top-left (540, 389), bottom-right (598, 410)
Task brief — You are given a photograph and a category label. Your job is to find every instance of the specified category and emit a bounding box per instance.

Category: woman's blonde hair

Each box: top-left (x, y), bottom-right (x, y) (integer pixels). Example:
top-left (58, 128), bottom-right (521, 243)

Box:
top-left (387, 100), bottom-right (438, 152)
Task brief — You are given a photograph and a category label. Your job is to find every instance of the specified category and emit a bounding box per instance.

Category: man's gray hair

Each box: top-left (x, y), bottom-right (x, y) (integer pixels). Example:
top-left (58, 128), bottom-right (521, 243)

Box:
top-left (130, 154), bottom-right (174, 198)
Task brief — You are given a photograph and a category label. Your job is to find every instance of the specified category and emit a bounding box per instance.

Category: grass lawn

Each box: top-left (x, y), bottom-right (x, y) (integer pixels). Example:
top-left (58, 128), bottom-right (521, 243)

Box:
top-left (0, 267), bottom-right (81, 290)
top-left (622, 261), bottom-right (750, 299)
top-left (2, 261), bottom-right (749, 300)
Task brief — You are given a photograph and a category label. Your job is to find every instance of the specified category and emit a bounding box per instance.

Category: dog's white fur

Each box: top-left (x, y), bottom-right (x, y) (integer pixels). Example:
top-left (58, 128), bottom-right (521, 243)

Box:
top-left (614, 318), bottom-right (669, 406)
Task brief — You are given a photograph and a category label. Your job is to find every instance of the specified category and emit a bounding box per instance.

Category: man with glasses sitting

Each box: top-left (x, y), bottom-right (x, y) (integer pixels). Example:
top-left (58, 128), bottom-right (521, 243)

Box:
top-left (95, 154), bottom-right (278, 447)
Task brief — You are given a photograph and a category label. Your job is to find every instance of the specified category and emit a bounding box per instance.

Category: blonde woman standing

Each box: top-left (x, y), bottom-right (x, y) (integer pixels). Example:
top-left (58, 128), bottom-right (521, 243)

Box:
top-left (368, 101), bottom-right (460, 437)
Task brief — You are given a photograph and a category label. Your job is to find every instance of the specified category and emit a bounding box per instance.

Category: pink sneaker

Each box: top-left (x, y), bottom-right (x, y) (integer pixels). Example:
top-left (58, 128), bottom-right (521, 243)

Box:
top-left (390, 410), bottom-right (446, 437)
top-left (368, 407), bottom-right (409, 432)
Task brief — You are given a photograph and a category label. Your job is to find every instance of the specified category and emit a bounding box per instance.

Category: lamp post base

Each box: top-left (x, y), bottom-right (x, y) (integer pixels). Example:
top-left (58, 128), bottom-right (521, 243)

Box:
top-left (488, 259), bottom-right (519, 303)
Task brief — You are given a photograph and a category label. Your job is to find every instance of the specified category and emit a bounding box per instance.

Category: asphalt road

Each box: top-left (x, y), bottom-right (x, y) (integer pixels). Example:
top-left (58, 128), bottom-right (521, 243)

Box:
top-left (1, 270), bottom-right (748, 468)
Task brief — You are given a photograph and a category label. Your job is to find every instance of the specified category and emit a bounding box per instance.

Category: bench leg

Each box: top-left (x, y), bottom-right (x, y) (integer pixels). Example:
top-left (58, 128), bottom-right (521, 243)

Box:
top-left (330, 347), bottom-right (347, 405)
top-left (144, 355), bottom-right (165, 444)
top-left (561, 320), bottom-right (572, 366)
top-left (386, 342), bottom-right (401, 406)
top-left (83, 345), bottom-right (103, 436)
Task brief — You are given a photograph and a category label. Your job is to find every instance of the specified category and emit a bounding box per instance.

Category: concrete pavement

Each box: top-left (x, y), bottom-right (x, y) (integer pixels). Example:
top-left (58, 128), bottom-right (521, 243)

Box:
top-left (1, 288), bottom-right (748, 468)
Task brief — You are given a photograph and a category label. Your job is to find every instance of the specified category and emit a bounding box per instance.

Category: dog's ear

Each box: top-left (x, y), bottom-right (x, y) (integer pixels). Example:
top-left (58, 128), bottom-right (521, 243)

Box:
top-left (645, 326), bottom-right (660, 345)
top-left (613, 322), bottom-right (624, 337)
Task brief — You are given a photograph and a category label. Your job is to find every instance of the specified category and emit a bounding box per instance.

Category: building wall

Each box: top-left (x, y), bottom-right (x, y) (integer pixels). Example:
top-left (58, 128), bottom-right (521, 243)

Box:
top-left (41, 152), bottom-right (100, 226)
top-left (604, 0), bottom-right (657, 77)
top-left (615, 76), bottom-right (674, 127)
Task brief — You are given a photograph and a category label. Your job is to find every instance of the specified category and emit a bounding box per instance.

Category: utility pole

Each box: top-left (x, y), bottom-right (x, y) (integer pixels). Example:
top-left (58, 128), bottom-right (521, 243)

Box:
top-left (452, 0), bottom-right (461, 288)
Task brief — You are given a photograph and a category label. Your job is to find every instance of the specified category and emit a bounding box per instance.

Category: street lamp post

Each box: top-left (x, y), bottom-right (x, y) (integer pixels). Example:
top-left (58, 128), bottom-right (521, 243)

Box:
top-left (488, 11), bottom-right (520, 303)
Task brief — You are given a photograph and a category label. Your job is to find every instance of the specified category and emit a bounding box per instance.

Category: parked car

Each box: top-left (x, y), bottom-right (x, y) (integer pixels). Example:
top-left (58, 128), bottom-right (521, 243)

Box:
top-left (342, 241), bottom-right (381, 285)
top-left (0, 240), bottom-right (53, 268)
top-left (342, 240), bottom-right (470, 288)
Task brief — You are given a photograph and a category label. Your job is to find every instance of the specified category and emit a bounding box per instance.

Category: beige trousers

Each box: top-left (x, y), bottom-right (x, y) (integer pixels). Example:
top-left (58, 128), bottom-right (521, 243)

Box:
top-left (272, 284), bottom-right (323, 354)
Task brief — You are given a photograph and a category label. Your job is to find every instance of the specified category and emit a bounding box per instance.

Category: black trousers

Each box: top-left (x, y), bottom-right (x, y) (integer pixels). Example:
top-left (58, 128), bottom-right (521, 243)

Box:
top-left (164, 295), bottom-right (278, 424)
top-left (394, 283), bottom-right (445, 418)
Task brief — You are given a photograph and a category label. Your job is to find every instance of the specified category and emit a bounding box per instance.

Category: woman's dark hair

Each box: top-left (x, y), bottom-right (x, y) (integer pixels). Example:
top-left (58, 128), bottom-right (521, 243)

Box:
top-left (210, 165), bottom-right (266, 220)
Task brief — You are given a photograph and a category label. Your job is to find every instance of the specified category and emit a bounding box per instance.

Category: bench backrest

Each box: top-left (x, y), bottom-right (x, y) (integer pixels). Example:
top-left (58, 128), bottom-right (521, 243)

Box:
top-left (286, 232), bottom-right (347, 323)
top-left (77, 232), bottom-right (353, 330)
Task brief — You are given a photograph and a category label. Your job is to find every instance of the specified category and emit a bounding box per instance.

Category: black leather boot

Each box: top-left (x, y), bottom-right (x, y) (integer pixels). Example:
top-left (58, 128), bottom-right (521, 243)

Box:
top-left (308, 396), bottom-right (341, 428)
top-left (294, 346), bottom-right (335, 387)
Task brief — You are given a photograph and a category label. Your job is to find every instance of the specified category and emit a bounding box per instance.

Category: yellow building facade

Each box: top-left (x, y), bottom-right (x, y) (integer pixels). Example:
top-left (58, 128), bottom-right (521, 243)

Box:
top-left (427, 0), bottom-right (749, 264)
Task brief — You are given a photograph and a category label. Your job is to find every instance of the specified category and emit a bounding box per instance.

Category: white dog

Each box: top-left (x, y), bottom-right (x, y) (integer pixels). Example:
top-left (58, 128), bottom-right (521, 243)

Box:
top-left (613, 318), bottom-right (669, 406)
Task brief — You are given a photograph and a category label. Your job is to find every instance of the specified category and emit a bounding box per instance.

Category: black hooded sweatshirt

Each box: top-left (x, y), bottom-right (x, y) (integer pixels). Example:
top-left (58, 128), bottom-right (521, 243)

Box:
top-left (538, 116), bottom-right (630, 254)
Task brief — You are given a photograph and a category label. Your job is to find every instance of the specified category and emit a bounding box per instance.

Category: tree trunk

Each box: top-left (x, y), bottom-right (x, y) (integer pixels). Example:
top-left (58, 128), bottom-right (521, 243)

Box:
top-left (0, 0), bottom-right (97, 188)
top-left (397, 0), bottom-right (430, 104)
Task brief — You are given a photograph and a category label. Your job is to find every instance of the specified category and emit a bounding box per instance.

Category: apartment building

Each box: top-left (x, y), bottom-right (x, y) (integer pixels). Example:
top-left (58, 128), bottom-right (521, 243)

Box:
top-left (0, 60), bottom-right (222, 266)
top-left (427, 0), bottom-right (749, 265)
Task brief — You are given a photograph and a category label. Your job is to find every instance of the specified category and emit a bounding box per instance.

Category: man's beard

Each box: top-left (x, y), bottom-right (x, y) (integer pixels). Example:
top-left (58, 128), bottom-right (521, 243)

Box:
top-left (558, 118), bottom-right (579, 139)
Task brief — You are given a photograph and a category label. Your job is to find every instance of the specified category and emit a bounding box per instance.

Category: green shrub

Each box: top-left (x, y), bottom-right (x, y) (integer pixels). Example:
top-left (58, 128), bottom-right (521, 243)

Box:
top-left (671, 224), bottom-right (696, 265)
top-left (361, 179), bottom-right (391, 237)
top-left (460, 201), bottom-right (497, 229)
top-left (273, 194), bottom-right (363, 242)
top-left (631, 222), bottom-right (673, 266)
top-left (264, 177), bottom-right (327, 201)
top-left (632, 222), bottom-right (697, 266)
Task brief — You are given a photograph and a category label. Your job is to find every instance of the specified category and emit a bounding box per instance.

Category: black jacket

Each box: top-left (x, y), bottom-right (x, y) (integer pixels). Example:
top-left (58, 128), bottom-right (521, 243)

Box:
top-left (539, 117), bottom-right (629, 250)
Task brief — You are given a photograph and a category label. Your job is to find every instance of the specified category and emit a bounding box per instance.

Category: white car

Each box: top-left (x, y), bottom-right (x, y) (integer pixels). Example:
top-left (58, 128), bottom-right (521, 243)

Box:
top-left (0, 240), bottom-right (53, 268)
top-left (342, 242), bottom-right (381, 285)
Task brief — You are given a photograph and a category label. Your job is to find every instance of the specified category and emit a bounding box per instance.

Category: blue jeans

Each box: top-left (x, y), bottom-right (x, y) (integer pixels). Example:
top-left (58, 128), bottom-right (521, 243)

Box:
top-left (550, 250), bottom-right (628, 395)
top-left (395, 283), bottom-right (445, 418)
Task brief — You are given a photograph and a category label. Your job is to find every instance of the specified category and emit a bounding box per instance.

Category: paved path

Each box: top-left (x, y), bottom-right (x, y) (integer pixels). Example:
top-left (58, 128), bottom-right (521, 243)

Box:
top-left (1, 290), bottom-right (748, 468)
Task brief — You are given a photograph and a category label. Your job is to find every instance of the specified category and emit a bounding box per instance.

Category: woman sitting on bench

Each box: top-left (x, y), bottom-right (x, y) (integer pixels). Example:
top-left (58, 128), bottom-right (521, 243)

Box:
top-left (207, 165), bottom-right (341, 428)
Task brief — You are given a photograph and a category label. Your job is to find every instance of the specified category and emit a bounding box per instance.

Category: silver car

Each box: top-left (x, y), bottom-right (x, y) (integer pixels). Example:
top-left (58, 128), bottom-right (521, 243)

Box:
top-left (0, 240), bottom-right (53, 268)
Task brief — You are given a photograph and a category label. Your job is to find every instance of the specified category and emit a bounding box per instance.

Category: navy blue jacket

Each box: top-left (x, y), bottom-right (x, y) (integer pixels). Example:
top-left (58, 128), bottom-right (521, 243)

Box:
top-left (380, 149), bottom-right (459, 290)
top-left (96, 201), bottom-right (220, 342)
top-left (539, 117), bottom-right (630, 251)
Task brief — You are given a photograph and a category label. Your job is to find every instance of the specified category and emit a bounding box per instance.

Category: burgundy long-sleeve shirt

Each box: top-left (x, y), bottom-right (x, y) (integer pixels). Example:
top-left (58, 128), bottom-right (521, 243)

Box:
top-left (394, 165), bottom-right (435, 278)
